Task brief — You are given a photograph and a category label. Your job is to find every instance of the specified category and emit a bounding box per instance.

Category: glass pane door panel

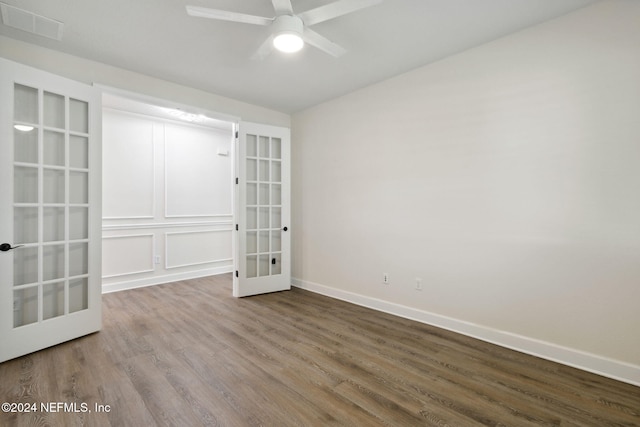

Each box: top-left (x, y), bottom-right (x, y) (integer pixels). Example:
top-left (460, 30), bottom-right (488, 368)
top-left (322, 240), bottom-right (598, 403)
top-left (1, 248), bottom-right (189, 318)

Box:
top-left (247, 183), bottom-right (257, 205)
top-left (69, 171), bottom-right (88, 204)
top-left (259, 136), bottom-right (269, 158)
top-left (44, 131), bottom-right (65, 166)
top-left (14, 84), bottom-right (38, 124)
top-left (69, 278), bottom-right (88, 313)
top-left (247, 207), bottom-right (257, 229)
top-left (69, 242), bottom-right (88, 277)
top-left (246, 231), bottom-right (257, 254)
top-left (272, 253), bottom-right (282, 275)
top-left (272, 231), bottom-right (281, 252)
top-left (246, 255), bottom-right (257, 278)
top-left (259, 184), bottom-right (270, 205)
top-left (271, 161), bottom-right (281, 183)
top-left (246, 135), bottom-right (257, 156)
top-left (14, 247), bottom-right (39, 286)
top-left (271, 208), bottom-right (281, 229)
top-left (14, 166), bottom-right (38, 203)
top-left (43, 91), bottom-right (65, 128)
top-left (69, 207), bottom-right (88, 240)
top-left (246, 159), bottom-right (257, 181)
top-left (259, 160), bottom-right (269, 181)
top-left (69, 98), bottom-right (88, 133)
top-left (14, 287), bottom-right (39, 327)
top-left (258, 207), bottom-right (269, 229)
top-left (272, 184), bottom-right (281, 205)
top-left (43, 207), bottom-right (65, 242)
top-left (14, 128), bottom-right (38, 163)
top-left (258, 254), bottom-right (269, 277)
top-left (69, 135), bottom-right (88, 168)
top-left (43, 169), bottom-right (65, 203)
top-left (259, 230), bottom-right (269, 253)
top-left (43, 282), bottom-right (65, 320)
top-left (271, 138), bottom-right (281, 159)
top-left (43, 244), bottom-right (65, 281)
top-left (14, 207), bottom-right (38, 244)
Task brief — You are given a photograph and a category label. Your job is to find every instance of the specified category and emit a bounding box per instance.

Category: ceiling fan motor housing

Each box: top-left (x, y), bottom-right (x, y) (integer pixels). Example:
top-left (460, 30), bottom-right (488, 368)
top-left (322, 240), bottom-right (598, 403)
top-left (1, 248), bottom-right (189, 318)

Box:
top-left (273, 14), bottom-right (304, 37)
top-left (272, 15), bottom-right (304, 52)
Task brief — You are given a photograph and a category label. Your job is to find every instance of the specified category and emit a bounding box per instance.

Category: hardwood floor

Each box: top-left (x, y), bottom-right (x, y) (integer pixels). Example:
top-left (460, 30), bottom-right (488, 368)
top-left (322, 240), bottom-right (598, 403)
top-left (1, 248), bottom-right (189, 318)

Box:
top-left (1, 274), bottom-right (639, 426)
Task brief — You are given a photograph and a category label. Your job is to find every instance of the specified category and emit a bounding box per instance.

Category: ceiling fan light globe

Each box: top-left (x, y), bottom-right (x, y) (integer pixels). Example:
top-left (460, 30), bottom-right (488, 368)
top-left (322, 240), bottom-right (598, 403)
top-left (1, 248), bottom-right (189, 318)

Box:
top-left (273, 32), bottom-right (304, 53)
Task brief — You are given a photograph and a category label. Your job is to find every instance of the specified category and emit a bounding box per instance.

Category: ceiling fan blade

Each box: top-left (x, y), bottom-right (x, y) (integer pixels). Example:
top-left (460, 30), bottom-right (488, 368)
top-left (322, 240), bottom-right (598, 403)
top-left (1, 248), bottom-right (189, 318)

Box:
top-left (251, 35), bottom-right (275, 60)
top-left (298, 0), bottom-right (383, 26)
top-left (271, 0), bottom-right (293, 15)
top-left (303, 28), bottom-right (347, 57)
top-left (186, 5), bottom-right (271, 26)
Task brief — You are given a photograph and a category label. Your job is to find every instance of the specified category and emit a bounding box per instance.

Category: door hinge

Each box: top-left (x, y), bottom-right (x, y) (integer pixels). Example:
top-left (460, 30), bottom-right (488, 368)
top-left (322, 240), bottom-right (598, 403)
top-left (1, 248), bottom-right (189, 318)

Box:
top-left (235, 177), bottom-right (239, 185)
top-left (235, 270), bottom-right (239, 278)
top-left (235, 130), bottom-right (239, 139)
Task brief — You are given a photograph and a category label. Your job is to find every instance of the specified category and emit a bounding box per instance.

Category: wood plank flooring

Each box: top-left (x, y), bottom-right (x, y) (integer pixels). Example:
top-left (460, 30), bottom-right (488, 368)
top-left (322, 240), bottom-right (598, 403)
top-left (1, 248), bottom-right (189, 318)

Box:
top-left (1, 274), bottom-right (639, 426)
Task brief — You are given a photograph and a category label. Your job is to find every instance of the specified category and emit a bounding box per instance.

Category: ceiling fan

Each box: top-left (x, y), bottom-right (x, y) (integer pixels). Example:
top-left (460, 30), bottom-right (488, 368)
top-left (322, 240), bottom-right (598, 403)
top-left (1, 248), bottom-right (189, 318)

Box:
top-left (186, 0), bottom-right (383, 59)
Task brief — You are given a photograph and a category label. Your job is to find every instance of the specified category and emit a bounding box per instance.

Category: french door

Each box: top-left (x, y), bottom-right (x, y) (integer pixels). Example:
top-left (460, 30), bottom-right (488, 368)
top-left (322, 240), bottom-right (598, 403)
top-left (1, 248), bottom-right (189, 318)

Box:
top-left (234, 122), bottom-right (290, 297)
top-left (0, 58), bottom-right (102, 362)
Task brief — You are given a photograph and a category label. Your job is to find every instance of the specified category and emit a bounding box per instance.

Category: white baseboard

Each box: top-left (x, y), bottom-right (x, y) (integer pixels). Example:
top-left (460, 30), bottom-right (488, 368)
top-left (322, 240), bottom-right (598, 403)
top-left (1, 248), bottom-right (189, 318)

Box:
top-left (102, 266), bottom-right (233, 294)
top-left (292, 277), bottom-right (640, 388)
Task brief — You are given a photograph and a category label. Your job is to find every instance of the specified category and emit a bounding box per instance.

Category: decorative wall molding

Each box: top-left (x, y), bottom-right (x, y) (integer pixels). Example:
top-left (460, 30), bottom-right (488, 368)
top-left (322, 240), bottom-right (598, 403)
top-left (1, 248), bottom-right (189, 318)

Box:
top-left (292, 277), bottom-right (640, 388)
top-left (163, 122), bottom-right (233, 218)
top-left (102, 215), bottom-right (155, 221)
top-left (102, 109), bottom-right (157, 219)
top-left (102, 219), bottom-right (232, 231)
top-left (165, 229), bottom-right (233, 269)
top-left (164, 213), bottom-right (234, 219)
top-left (102, 234), bottom-right (156, 279)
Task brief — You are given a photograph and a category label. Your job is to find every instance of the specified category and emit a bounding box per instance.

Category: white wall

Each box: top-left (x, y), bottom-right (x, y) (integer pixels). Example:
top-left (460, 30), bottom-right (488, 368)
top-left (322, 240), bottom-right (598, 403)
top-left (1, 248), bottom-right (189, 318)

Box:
top-left (291, 0), bottom-right (640, 385)
top-left (101, 109), bottom-right (234, 292)
top-left (0, 36), bottom-right (290, 127)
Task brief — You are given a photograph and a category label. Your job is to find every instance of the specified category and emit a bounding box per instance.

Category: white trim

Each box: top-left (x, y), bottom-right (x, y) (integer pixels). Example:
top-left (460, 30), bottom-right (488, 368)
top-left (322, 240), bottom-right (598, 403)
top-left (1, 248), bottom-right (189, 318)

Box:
top-left (102, 215), bottom-right (155, 220)
top-left (164, 213), bottom-right (234, 219)
top-left (291, 277), bottom-right (640, 388)
top-left (102, 267), bottom-right (232, 294)
top-left (102, 219), bottom-right (232, 231)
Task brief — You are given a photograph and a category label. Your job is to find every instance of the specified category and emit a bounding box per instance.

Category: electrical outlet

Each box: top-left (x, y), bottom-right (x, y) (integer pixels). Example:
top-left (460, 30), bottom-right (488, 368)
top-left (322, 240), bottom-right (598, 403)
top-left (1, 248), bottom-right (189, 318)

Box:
top-left (415, 278), bottom-right (423, 291)
top-left (154, 255), bottom-right (160, 264)
top-left (383, 273), bottom-right (390, 285)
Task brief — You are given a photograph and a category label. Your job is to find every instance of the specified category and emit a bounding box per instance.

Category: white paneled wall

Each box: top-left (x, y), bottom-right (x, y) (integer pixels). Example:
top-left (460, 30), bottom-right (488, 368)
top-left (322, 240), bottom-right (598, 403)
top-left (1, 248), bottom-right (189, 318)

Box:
top-left (102, 109), bottom-right (233, 292)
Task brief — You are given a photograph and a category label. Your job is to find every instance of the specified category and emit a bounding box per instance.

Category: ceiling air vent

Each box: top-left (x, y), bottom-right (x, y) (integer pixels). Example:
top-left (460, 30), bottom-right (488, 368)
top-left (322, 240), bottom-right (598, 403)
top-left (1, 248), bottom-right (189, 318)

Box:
top-left (0, 2), bottom-right (63, 41)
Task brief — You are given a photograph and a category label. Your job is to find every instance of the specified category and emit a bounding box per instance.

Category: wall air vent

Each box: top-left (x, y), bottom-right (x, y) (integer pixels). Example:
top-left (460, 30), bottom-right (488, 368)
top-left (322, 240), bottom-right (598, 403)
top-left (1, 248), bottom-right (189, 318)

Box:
top-left (0, 2), bottom-right (63, 41)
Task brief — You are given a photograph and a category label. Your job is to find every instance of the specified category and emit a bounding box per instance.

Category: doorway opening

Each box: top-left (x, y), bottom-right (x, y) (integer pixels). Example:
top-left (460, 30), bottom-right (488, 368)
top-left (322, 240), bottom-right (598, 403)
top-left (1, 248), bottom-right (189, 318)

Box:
top-left (100, 91), bottom-right (237, 294)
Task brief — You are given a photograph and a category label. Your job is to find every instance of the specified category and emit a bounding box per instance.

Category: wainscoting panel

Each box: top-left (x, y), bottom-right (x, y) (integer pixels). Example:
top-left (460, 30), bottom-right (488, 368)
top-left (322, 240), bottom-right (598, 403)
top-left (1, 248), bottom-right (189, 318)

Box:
top-left (165, 229), bottom-right (233, 269)
top-left (102, 234), bottom-right (154, 278)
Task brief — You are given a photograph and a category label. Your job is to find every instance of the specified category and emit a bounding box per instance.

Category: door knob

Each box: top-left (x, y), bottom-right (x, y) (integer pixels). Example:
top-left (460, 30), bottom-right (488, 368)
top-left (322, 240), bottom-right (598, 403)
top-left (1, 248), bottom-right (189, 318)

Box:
top-left (0, 243), bottom-right (23, 252)
top-left (283, 227), bottom-right (288, 232)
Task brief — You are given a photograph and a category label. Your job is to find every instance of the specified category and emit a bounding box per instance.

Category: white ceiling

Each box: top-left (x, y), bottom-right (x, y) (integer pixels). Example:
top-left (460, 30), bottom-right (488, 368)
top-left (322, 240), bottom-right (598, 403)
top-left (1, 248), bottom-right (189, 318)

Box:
top-left (0, 0), bottom-right (598, 114)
